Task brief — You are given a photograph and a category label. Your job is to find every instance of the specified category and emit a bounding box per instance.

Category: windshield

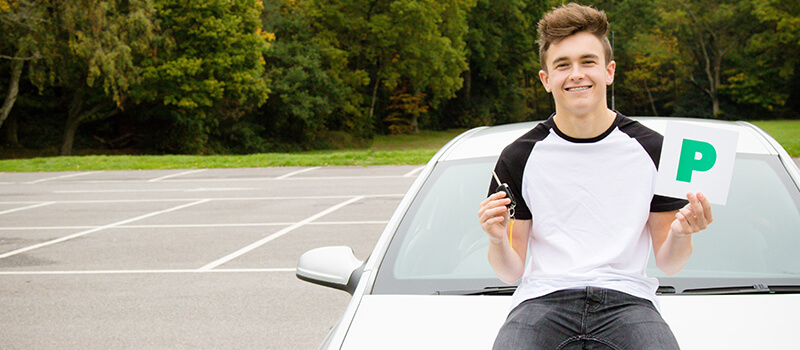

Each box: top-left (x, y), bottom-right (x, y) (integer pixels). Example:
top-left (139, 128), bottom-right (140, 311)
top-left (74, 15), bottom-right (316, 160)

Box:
top-left (372, 154), bottom-right (800, 295)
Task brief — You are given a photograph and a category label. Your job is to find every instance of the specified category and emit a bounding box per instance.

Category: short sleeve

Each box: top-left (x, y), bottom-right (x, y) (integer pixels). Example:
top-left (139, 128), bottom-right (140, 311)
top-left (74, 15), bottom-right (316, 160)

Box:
top-left (650, 194), bottom-right (688, 212)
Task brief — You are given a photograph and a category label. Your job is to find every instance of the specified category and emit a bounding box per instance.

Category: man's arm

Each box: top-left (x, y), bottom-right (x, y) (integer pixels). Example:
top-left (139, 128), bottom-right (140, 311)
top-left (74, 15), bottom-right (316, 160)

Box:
top-left (649, 192), bottom-right (713, 276)
top-left (479, 191), bottom-right (530, 284)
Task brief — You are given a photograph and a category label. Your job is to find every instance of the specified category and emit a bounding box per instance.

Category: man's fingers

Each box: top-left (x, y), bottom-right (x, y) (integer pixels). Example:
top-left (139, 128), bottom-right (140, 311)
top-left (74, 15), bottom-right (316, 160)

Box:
top-left (679, 207), bottom-right (696, 227)
top-left (697, 192), bottom-right (714, 223)
top-left (673, 192), bottom-right (714, 236)
top-left (675, 211), bottom-right (693, 234)
top-left (479, 195), bottom-right (510, 234)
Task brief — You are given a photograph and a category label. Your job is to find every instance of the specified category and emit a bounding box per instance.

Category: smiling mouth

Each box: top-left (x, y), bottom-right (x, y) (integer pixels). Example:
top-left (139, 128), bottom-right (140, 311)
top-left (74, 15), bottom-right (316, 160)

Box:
top-left (566, 86), bottom-right (591, 92)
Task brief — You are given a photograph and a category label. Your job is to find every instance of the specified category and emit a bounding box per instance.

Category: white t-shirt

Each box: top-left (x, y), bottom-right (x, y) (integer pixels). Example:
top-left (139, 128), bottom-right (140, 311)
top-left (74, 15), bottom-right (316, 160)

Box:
top-left (491, 113), bottom-right (686, 310)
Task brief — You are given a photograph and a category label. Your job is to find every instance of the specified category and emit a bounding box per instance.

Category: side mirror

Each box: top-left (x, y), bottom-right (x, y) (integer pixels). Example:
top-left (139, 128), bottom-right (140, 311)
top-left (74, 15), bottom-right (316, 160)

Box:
top-left (296, 246), bottom-right (364, 295)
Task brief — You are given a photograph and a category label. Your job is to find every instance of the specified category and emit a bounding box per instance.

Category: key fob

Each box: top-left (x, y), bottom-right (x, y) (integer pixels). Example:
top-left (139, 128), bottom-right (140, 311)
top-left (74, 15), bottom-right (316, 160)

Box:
top-left (495, 183), bottom-right (516, 211)
top-left (492, 171), bottom-right (516, 216)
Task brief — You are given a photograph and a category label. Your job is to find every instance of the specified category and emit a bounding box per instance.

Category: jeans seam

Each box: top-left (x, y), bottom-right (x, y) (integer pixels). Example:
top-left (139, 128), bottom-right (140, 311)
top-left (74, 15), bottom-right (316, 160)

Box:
top-left (555, 335), bottom-right (583, 350)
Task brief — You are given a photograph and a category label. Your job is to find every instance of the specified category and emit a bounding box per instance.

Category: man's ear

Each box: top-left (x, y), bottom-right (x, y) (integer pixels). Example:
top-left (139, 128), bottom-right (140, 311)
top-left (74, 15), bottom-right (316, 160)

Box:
top-left (539, 70), bottom-right (551, 93)
top-left (606, 60), bottom-right (616, 85)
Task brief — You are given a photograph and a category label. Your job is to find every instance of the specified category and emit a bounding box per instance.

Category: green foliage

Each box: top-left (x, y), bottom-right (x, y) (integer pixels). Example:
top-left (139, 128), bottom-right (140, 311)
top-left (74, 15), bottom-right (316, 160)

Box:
top-left (140, 0), bottom-right (269, 108)
top-left (4, 0), bottom-right (800, 157)
top-left (305, 0), bottom-right (475, 134)
top-left (384, 83), bottom-right (429, 134)
top-left (256, 0), bottom-right (361, 150)
top-left (722, 0), bottom-right (800, 118)
top-left (131, 0), bottom-right (270, 153)
top-left (454, 0), bottom-right (547, 127)
top-left (18, 0), bottom-right (159, 155)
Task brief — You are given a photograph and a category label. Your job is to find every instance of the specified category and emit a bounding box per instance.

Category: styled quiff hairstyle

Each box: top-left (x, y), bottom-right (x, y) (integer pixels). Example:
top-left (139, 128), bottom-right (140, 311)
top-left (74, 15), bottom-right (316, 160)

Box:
top-left (537, 3), bottom-right (613, 71)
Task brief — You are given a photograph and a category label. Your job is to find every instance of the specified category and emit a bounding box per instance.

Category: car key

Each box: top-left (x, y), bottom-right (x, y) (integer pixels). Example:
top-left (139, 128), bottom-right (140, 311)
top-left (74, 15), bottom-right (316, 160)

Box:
top-left (492, 171), bottom-right (516, 218)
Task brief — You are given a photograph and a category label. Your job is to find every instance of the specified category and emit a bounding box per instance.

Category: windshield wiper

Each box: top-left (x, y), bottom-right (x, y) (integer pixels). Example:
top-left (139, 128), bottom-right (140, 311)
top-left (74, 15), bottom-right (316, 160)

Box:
top-left (671, 284), bottom-right (800, 295)
top-left (433, 285), bottom-right (517, 296)
top-left (436, 284), bottom-right (800, 296)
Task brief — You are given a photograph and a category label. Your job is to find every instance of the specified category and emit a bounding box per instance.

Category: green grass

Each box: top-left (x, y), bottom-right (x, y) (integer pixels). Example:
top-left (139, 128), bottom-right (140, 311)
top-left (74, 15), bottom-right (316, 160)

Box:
top-left (750, 120), bottom-right (800, 158)
top-left (2, 120), bottom-right (798, 173)
top-left (0, 129), bottom-right (468, 172)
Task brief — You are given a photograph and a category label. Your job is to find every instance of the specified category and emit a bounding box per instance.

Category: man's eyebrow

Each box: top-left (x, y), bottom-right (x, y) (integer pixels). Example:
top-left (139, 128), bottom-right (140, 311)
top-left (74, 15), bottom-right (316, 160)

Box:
top-left (551, 54), bottom-right (600, 65)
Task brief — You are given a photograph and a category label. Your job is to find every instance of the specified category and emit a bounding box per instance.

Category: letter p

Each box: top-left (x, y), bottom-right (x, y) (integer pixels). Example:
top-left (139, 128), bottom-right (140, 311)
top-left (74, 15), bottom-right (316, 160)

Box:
top-left (676, 139), bottom-right (717, 183)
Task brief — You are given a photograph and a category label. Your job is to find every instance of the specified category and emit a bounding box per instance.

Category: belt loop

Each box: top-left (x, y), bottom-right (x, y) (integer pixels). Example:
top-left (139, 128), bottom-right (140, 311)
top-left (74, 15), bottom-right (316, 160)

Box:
top-left (586, 286), bottom-right (605, 304)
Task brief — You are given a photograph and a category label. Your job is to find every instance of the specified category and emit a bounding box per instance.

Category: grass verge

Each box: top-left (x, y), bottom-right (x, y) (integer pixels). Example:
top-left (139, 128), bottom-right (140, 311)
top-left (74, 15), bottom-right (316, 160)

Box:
top-left (0, 129), bottom-right (467, 172)
top-left (750, 120), bottom-right (800, 158)
top-left (1, 121), bottom-right (797, 173)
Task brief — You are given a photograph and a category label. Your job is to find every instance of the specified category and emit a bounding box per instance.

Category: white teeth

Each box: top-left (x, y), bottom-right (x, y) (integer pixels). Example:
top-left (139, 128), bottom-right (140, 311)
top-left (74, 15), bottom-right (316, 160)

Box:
top-left (567, 87), bottom-right (590, 91)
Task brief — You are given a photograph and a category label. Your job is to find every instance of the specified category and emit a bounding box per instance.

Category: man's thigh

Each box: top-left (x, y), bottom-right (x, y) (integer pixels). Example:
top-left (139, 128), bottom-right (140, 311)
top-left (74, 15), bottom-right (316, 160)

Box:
top-left (492, 289), bottom-right (679, 350)
top-left (492, 291), bottom-right (586, 350)
top-left (586, 289), bottom-right (679, 350)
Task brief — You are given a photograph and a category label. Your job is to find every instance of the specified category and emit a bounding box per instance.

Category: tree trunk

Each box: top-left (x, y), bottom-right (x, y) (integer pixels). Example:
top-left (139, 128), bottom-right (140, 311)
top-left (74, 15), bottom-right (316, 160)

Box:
top-left (412, 87), bottom-right (421, 134)
top-left (0, 59), bottom-right (24, 130)
top-left (60, 113), bottom-right (81, 156)
top-left (369, 67), bottom-right (382, 123)
top-left (5, 114), bottom-right (21, 148)
top-left (60, 90), bottom-right (117, 156)
top-left (644, 81), bottom-right (659, 116)
top-left (711, 96), bottom-right (720, 117)
top-left (463, 68), bottom-right (471, 106)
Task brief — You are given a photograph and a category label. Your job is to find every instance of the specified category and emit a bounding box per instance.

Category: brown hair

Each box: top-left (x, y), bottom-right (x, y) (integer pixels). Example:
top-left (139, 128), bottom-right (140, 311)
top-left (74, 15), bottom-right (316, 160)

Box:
top-left (537, 3), bottom-right (613, 71)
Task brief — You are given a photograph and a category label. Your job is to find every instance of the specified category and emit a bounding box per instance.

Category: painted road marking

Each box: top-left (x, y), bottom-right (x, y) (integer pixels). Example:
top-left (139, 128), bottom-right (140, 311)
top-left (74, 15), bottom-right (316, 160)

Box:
top-left (0, 199), bottom-right (212, 260)
top-left (198, 196), bottom-right (365, 271)
top-left (0, 268), bottom-right (295, 276)
top-left (23, 172), bottom-right (99, 184)
top-left (147, 169), bottom-right (208, 182)
top-left (0, 202), bottom-right (56, 216)
top-left (276, 167), bottom-right (321, 179)
top-left (0, 221), bottom-right (388, 231)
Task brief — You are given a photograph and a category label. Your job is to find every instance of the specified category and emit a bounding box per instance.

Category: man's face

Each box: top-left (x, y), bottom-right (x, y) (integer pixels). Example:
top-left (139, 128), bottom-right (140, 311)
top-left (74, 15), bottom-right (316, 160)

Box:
top-left (539, 31), bottom-right (615, 118)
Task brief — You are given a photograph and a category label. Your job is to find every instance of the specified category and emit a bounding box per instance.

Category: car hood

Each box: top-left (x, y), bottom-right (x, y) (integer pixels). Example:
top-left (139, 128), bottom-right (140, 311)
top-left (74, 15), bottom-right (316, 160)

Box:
top-left (340, 294), bottom-right (800, 349)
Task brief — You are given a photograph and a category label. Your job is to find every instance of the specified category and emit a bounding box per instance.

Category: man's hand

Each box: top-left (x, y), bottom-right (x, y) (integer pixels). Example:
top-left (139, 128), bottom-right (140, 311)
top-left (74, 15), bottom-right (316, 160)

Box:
top-left (479, 191), bottom-right (529, 284)
top-left (671, 192), bottom-right (714, 236)
top-left (478, 191), bottom-right (511, 244)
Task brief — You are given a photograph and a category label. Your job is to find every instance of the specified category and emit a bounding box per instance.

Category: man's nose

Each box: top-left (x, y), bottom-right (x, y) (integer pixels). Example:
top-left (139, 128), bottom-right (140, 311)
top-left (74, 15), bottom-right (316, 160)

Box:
top-left (568, 64), bottom-right (585, 80)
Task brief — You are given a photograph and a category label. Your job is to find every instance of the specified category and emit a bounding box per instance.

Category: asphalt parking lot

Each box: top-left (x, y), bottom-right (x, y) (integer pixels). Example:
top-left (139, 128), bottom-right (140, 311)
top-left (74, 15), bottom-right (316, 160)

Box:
top-left (0, 166), bottom-right (421, 349)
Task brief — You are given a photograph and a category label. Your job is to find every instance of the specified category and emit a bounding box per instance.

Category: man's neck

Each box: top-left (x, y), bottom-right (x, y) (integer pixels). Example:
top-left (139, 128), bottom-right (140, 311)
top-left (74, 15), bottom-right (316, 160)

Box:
top-left (553, 109), bottom-right (617, 139)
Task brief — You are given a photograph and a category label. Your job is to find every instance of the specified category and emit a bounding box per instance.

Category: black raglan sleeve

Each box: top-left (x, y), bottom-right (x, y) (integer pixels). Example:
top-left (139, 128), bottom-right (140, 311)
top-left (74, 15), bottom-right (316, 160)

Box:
top-left (486, 123), bottom-right (549, 221)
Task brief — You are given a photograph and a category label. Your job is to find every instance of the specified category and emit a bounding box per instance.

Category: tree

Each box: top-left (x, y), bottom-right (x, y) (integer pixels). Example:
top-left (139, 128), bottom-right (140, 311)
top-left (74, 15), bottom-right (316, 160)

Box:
top-left (458, 0), bottom-right (545, 126)
top-left (0, 0), bottom-right (48, 145)
top-left (257, 0), bottom-right (355, 150)
top-left (306, 0), bottom-right (475, 134)
top-left (133, 0), bottom-right (270, 153)
top-left (23, 0), bottom-right (156, 155)
top-left (723, 0), bottom-right (800, 118)
top-left (658, 0), bottom-right (754, 118)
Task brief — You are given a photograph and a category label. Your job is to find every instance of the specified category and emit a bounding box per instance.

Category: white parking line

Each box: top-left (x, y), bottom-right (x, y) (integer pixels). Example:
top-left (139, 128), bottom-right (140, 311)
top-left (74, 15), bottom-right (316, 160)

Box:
top-left (0, 268), bottom-right (295, 276)
top-left (54, 175), bottom-right (412, 184)
top-left (23, 171), bottom-right (99, 184)
top-left (0, 194), bottom-right (403, 205)
top-left (147, 169), bottom-right (207, 182)
top-left (404, 166), bottom-right (425, 177)
top-left (0, 201), bottom-right (56, 216)
top-left (276, 167), bottom-right (320, 179)
top-left (54, 187), bottom-right (256, 193)
top-left (0, 221), bottom-right (389, 231)
top-left (198, 196), bottom-right (365, 271)
top-left (0, 199), bottom-right (212, 260)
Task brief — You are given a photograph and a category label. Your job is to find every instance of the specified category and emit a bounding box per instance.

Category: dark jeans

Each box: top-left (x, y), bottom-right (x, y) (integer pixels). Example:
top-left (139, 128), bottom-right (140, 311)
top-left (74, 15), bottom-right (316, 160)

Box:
top-left (493, 287), bottom-right (680, 350)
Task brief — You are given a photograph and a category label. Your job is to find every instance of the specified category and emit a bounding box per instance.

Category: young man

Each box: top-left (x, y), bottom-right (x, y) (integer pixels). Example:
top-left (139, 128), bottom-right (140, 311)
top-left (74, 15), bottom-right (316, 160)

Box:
top-left (477, 3), bottom-right (713, 349)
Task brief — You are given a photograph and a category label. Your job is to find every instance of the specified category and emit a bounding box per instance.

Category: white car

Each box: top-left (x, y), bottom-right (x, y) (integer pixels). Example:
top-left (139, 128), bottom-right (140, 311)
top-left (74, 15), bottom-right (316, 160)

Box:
top-left (297, 118), bottom-right (800, 349)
